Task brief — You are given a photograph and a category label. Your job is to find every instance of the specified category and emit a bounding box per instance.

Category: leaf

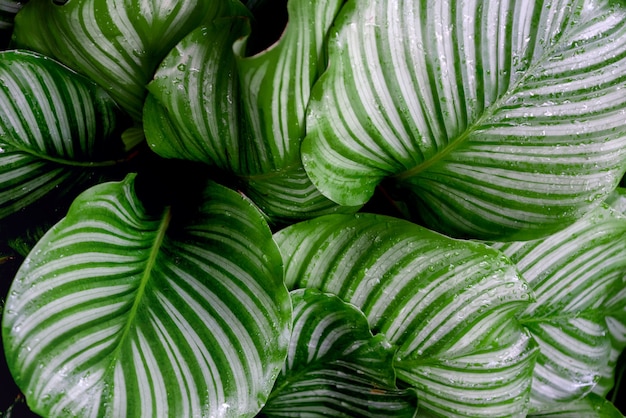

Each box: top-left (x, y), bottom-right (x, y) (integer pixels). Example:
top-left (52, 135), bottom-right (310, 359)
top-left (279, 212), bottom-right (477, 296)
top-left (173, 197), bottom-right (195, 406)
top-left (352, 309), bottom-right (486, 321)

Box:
top-left (261, 288), bottom-right (418, 417)
top-left (301, 0), bottom-right (626, 240)
top-left (594, 280), bottom-right (626, 396)
top-left (490, 205), bottom-right (626, 412)
top-left (528, 393), bottom-right (624, 418)
top-left (0, 0), bottom-right (22, 31)
top-left (144, 0), bottom-right (356, 221)
top-left (13, 0), bottom-right (242, 119)
top-left (2, 174), bottom-right (291, 417)
top-left (274, 213), bottom-right (537, 417)
top-left (606, 187), bottom-right (626, 216)
top-left (0, 50), bottom-right (127, 225)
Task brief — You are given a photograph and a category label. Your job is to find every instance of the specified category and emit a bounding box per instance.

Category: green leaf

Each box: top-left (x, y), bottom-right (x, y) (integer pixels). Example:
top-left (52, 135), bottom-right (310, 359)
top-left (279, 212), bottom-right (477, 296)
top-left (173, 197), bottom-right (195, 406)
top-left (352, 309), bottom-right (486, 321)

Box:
top-left (144, 0), bottom-right (356, 221)
top-left (0, 50), bottom-right (127, 224)
top-left (490, 205), bottom-right (626, 412)
top-left (302, 0), bottom-right (626, 240)
top-left (606, 187), bottom-right (626, 216)
top-left (13, 0), bottom-right (241, 119)
top-left (274, 214), bottom-right (537, 417)
top-left (2, 174), bottom-right (291, 417)
top-left (261, 288), bottom-right (418, 417)
top-left (528, 393), bottom-right (624, 418)
top-left (594, 281), bottom-right (626, 396)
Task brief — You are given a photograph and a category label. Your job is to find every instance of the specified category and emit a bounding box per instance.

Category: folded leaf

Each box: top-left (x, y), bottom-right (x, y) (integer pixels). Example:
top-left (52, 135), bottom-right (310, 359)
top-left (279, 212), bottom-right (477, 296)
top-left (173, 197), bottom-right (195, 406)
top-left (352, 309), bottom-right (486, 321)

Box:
top-left (261, 288), bottom-right (418, 417)
top-left (490, 205), bottom-right (626, 412)
top-left (274, 214), bottom-right (537, 417)
top-left (606, 188), bottom-right (626, 216)
top-left (13, 0), bottom-right (241, 119)
top-left (302, 0), bottom-right (626, 240)
top-left (2, 174), bottom-right (291, 417)
top-left (144, 0), bottom-right (356, 221)
top-left (0, 50), bottom-right (127, 225)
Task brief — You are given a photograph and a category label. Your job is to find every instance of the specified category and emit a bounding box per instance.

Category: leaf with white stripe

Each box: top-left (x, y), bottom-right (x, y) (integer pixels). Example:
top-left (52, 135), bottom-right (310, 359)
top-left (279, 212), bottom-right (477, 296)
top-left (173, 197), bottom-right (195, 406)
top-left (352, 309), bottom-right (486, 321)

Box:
top-left (302, 0), bottom-right (626, 240)
top-left (274, 214), bottom-right (538, 417)
top-left (144, 0), bottom-right (355, 221)
top-left (528, 393), bottom-right (624, 418)
top-left (593, 279), bottom-right (626, 397)
top-left (0, 49), bottom-right (127, 225)
top-left (1, 173), bottom-right (291, 417)
top-left (261, 288), bottom-right (418, 417)
top-left (490, 205), bottom-right (626, 413)
top-left (0, 0), bottom-right (22, 31)
top-left (13, 0), bottom-right (241, 119)
top-left (606, 188), bottom-right (626, 216)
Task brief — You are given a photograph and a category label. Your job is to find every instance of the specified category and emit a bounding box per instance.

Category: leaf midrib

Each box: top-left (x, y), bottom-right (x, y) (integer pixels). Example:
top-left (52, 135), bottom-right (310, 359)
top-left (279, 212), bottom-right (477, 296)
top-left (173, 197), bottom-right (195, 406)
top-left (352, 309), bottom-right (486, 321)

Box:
top-left (4, 141), bottom-right (126, 168)
top-left (106, 205), bottom-right (172, 368)
top-left (391, 22), bottom-right (576, 182)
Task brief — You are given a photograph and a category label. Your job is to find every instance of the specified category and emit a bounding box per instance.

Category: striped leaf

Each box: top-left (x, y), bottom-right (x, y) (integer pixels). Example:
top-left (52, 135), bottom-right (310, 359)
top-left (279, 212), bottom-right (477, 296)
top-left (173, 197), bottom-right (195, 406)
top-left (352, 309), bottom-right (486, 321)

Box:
top-left (0, 50), bottom-right (127, 225)
top-left (13, 0), bottom-right (240, 119)
top-left (606, 188), bottom-right (626, 216)
top-left (261, 288), bottom-right (418, 417)
top-left (490, 205), bottom-right (626, 413)
top-left (144, 0), bottom-right (356, 221)
top-left (1, 174), bottom-right (291, 417)
top-left (0, 0), bottom-right (22, 31)
top-left (528, 393), bottom-right (624, 418)
top-left (274, 214), bottom-right (538, 417)
top-left (301, 0), bottom-right (626, 240)
top-left (594, 282), bottom-right (626, 397)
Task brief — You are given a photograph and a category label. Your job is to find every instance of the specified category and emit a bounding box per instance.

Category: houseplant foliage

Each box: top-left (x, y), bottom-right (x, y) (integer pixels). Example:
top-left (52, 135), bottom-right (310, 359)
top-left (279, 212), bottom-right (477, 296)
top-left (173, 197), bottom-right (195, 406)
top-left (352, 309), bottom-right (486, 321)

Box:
top-left (0, 0), bottom-right (625, 418)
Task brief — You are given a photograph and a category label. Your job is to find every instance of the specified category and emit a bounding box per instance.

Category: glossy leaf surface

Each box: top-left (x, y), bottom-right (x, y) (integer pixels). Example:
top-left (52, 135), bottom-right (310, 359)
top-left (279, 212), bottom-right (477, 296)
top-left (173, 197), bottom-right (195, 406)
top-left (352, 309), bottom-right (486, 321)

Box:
top-left (2, 174), bottom-right (291, 417)
top-left (13, 0), bottom-right (239, 119)
top-left (302, 0), bottom-right (626, 239)
top-left (144, 0), bottom-right (355, 221)
top-left (261, 289), bottom-right (417, 417)
top-left (274, 214), bottom-right (537, 417)
top-left (491, 205), bottom-right (626, 412)
top-left (0, 50), bottom-right (126, 224)
top-left (528, 393), bottom-right (624, 418)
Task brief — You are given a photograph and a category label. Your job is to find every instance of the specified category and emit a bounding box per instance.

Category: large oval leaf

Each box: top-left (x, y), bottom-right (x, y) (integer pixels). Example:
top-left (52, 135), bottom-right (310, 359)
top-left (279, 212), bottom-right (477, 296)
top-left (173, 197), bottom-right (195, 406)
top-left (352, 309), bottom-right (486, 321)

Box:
top-left (490, 205), bottom-right (626, 412)
top-left (13, 0), bottom-right (241, 119)
top-left (144, 0), bottom-right (356, 221)
top-left (0, 49), bottom-right (127, 226)
top-left (2, 174), bottom-right (291, 417)
top-left (302, 0), bottom-right (626, 240)
top-left (274, 214), bottom-right (537, 417)
top-left (261, 288), bottom-right (417, 417)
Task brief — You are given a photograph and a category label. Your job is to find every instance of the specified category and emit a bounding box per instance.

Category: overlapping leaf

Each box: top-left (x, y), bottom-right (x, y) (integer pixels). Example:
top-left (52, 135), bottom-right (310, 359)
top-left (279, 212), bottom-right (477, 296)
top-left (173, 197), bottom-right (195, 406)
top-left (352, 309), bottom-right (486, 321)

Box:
top-left (2, 174), bottom-right (291, 417)
top-left (528, 393), bottom-right (624, 418)
top-left (274, 214), bottom-right (537, 417)
top-left (144, 0), bottom-right (357, 221)
top-left (0, 50), bottom-right (127, 226)
top-left (261, 289), bottom-right (417, 417)
top-left (490, 205), bottom-right (626, 413)
top-left (606, 188), bottom-right (626, 216)
top-left (13, 0), bottom-right (242, 119)
top-left (302, 0), bottom-right (626, 240)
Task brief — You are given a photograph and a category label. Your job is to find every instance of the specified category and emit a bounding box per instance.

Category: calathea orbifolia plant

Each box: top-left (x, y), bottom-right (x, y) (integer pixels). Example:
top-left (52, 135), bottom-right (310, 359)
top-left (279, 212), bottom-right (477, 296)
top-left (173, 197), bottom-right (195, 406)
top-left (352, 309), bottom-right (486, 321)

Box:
top-left (0, 0), bottom-right (625, 417)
